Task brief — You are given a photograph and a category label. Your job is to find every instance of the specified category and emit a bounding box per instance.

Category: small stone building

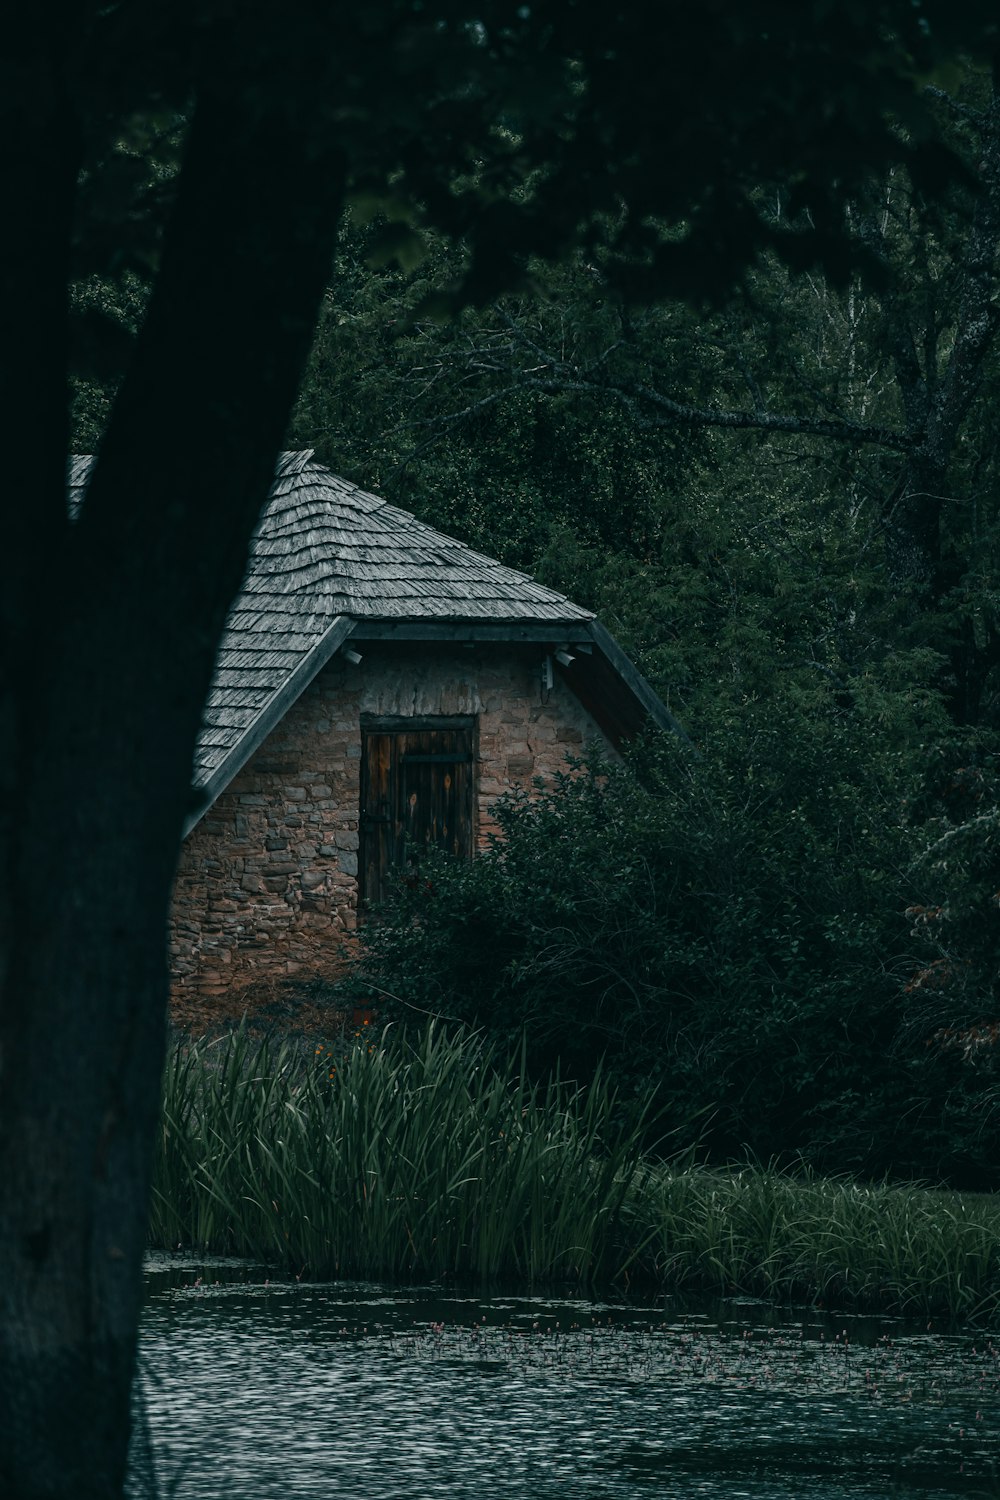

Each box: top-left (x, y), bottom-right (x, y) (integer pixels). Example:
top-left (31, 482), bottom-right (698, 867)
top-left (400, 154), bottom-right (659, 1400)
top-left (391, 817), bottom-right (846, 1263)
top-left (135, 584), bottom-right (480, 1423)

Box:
top-left (73, 452), bottom-right (677, 1004)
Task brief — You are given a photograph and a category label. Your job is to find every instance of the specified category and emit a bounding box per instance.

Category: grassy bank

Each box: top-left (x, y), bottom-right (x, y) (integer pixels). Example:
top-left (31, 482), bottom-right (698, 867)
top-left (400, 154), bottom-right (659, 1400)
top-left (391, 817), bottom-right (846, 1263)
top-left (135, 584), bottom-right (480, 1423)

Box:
top-left (634, 1164), bottom-right (1000, 1318)
top-left (151, 1024), bottom-right (1000, 1320)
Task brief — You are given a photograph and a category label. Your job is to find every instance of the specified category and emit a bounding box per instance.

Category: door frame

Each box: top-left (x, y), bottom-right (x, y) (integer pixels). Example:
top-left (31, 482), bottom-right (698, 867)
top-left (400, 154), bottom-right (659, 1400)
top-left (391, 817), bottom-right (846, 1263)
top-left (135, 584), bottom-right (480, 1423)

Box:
top-left (359, 714), bottom-right (477, 907)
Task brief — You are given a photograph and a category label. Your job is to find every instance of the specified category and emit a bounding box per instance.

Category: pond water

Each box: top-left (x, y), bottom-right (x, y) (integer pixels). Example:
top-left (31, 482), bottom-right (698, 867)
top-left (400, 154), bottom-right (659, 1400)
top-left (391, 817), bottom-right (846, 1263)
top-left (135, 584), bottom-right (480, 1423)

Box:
top-left (131, 1255), bottom-right (1000, 1499)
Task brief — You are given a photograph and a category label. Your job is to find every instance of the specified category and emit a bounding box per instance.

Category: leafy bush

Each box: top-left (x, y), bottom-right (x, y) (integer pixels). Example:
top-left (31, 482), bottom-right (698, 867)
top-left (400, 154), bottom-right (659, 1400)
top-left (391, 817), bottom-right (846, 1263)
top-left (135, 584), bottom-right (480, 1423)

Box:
top-left (902, 737), bottom-right (1000, 1058)
top-left (356, 726), bottom-right (999, 1186)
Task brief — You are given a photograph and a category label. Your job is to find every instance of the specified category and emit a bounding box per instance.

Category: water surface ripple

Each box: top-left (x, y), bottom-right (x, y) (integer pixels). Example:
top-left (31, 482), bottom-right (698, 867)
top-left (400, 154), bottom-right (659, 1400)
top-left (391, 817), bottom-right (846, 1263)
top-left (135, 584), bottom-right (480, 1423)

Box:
top-left (133, 1257), bottom-right (1000, 1499)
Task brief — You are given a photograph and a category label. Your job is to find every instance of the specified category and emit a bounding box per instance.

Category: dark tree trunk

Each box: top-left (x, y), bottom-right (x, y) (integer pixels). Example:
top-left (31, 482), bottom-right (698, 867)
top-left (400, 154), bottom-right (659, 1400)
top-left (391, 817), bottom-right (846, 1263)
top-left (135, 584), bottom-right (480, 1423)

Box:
top-left (0, 17), bottom-right (345, 1496)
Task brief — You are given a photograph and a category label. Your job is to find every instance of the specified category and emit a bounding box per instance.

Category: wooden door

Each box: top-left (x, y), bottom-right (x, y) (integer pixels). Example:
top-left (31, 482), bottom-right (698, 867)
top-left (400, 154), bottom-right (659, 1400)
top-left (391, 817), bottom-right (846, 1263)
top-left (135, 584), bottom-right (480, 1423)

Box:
top-left (360, 718), bottom-right (474, 906)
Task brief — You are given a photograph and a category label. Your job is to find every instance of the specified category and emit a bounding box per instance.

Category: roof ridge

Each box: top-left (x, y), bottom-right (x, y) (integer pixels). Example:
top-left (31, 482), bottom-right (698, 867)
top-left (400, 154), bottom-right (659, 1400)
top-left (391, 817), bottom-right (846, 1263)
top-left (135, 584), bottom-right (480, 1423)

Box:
top-left (292, 457), bottom-right (577, 604)
top-left (275, 449), bottom-right (315, 475)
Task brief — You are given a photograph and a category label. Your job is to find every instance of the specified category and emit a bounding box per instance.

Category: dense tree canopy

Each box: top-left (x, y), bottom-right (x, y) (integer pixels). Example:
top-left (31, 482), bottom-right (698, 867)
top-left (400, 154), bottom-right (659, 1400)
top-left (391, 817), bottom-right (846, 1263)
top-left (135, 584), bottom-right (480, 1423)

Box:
top-left (287, 61), bottom-right (1000, 720)
top-left (281, 61), bottom-right (1000, 1187)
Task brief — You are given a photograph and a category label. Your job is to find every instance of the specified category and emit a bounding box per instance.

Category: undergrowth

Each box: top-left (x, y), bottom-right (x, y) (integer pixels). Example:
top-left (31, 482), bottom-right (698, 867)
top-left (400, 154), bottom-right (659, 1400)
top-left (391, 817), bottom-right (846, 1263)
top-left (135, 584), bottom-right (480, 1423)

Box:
top-left (150, 1024), bottom-right (1000, 1320)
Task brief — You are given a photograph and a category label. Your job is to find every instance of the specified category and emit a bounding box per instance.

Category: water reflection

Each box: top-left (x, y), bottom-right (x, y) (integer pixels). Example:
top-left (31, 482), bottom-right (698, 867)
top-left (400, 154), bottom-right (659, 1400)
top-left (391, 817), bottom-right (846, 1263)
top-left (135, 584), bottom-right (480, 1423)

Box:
top-left (133, 1256), bottom-right (1000, 1499)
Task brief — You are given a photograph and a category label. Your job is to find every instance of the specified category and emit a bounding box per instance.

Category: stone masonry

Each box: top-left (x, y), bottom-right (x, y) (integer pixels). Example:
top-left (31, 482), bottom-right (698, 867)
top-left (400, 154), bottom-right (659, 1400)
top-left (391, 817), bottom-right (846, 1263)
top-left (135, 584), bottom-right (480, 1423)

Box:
top-left (169, 642), bottom-right (609, 1007)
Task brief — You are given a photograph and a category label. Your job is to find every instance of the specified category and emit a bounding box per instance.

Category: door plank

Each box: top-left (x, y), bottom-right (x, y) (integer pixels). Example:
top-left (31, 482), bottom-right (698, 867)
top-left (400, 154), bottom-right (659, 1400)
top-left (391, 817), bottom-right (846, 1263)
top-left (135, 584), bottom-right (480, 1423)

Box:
top-left (361, 724), bottom-right (474, 905)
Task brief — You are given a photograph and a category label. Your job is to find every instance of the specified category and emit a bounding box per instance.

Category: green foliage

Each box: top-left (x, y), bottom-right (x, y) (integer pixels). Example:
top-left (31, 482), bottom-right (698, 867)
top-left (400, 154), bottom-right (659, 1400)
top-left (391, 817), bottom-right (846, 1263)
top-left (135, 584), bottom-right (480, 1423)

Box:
top-left (69, 271), bottom-right (151, 452)
top-left (294, 129), bottom-right (1000, 1187)
top-left (632, 1163), bottom-right (1000, 1319)
top-left (64, 2), bottom-right (1000, 1199)
top-left (900, 736), bottom-right (1000, 1073)
top-left (293, 57), bottom-right (1000, 736)
top-left (151, 1025), bottom-right (1000, 1318)
top-left (152, 1023), bottom-right (655, 1285)
top-left (357, 722), bottom-right (999, 1185)
top-left (291, 235), bottom-right (701, 574)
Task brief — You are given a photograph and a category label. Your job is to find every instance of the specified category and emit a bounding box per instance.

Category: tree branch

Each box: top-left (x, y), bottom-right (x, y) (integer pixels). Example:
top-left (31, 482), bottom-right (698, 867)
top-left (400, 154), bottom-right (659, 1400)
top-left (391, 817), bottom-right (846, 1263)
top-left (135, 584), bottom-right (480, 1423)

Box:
top-left (506, 368), bottom-right (913, 449)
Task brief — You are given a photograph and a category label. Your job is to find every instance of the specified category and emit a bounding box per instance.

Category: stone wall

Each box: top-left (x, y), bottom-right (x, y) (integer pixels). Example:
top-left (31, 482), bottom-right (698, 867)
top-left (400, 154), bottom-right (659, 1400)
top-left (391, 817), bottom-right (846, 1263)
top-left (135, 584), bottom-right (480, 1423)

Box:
top-left (170, 642), bottom-right (609, 1008)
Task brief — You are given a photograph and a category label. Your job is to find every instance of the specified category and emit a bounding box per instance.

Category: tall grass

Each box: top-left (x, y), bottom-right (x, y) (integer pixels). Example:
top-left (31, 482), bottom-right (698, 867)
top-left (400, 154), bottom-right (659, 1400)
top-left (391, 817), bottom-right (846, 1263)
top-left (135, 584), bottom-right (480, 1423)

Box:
top-left (151, 1024), bottom-right (653, 1283)
top-left (151, 1024), bottom-right (1000, 1318)
top-left (626, 1164), bottom-right (1000, 1320)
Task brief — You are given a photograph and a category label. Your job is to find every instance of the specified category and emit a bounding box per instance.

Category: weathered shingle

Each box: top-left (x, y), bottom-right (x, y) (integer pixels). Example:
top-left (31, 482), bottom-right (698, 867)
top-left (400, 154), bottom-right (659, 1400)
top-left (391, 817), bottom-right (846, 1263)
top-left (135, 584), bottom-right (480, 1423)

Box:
top-left (69, 451), bottom-right (595, 797)
top-left (240, 456), bottom-right (593, 627)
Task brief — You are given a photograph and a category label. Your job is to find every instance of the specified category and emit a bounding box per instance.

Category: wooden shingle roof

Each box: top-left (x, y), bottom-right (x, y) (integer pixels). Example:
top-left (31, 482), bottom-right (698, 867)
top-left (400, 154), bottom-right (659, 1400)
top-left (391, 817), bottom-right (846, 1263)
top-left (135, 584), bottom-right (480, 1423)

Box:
top-left (237, 449), bottom-right (594, 623)
top-left (69, 451), bottom-right (681, 828)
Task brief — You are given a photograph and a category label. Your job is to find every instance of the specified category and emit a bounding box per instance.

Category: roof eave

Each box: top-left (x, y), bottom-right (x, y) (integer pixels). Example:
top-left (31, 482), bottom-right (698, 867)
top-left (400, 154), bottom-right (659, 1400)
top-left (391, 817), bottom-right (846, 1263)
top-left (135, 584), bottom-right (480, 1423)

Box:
top-left (184, 614), bottom-right (685, 835)
top-left (350, 616), bottom-right (684, 746)
top-left (348, 618), bottom-right (595, 643)
top-left (184, 614), bottom-right (356, 835)
top-left (583, 620), bottom-right (688, 745)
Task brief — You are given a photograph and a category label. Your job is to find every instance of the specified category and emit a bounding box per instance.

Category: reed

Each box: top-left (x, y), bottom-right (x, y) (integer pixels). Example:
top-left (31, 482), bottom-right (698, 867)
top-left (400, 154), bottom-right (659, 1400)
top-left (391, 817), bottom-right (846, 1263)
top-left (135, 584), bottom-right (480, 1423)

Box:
top-left (151, 1024), bottom-right (1000, 1317)
top-left (627, 1162), bottom-right (1000, 1318)
top-left (151, 1023), bottom-right (653, 1283)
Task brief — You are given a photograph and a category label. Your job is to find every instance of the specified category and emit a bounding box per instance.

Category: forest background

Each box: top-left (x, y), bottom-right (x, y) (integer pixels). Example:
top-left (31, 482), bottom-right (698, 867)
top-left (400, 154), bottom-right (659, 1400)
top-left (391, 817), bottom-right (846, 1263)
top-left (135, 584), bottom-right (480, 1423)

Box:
top-left (71, 63), bottom-right (1000, 1191)
top-left (7, 11), bottom-right (1000, 1497)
